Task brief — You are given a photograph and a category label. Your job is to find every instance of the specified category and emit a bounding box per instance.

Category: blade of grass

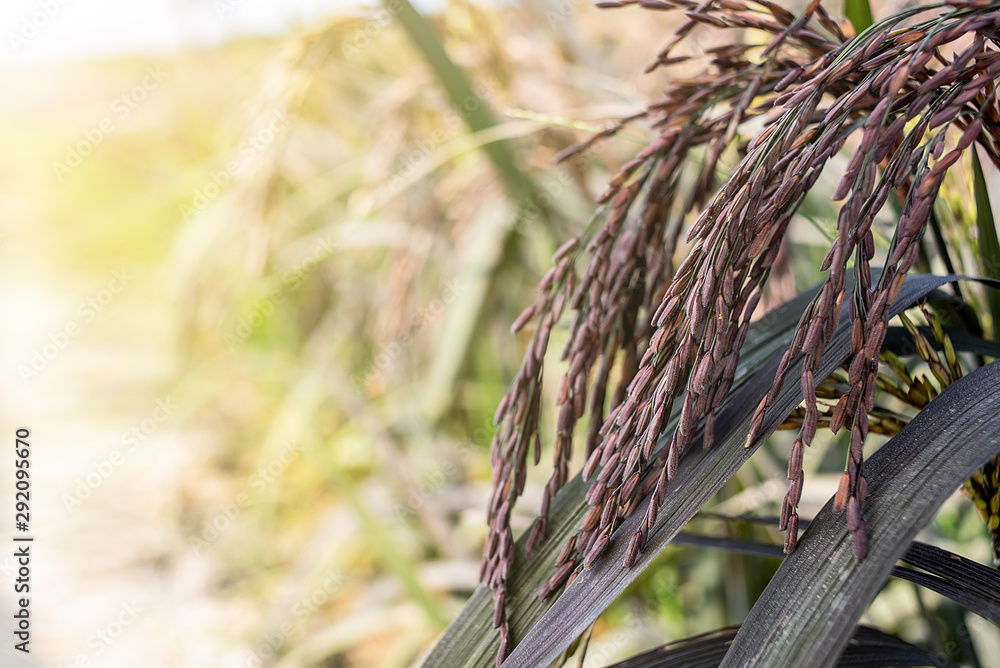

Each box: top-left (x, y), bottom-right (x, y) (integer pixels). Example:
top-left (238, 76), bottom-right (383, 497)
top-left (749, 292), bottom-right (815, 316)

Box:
top-left (388, 0), bottom-right (535, 204)
top-left (901, 542), bottom-right (1000, 602)
top-left (891, 567), bottom-right (1000, 626)
top-left (719, 359), bottom-right (1000, 668)
top-left (671, 531), bottom-right (1000, 625)
top-left (896, 542), bottom-right (1000, 625)
top-left (844, 0), bottom-right (874, 34)
top-left (388, 0), bottom-right (561, 422)
top-left (605, 625), bottom-right (953, 668)
top-left (973, 149), bottom-right (1000, 337)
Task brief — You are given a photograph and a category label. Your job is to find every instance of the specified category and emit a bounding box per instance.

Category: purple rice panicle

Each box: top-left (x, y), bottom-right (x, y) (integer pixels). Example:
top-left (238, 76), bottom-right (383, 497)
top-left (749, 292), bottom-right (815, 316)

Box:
top-left (483, 1), bottom-right (1000, 661)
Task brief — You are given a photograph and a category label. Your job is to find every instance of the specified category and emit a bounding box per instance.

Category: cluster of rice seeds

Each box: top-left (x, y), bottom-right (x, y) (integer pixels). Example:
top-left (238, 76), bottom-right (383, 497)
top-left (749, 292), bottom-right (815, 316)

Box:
top-left (541, 140), bottom-right (741, 595)
top-left (481, 0), bottom-right (1000, 661)
top-left (855, 304), bottom-right (1000, 564)
top-left (966, 458), bottom-right (1000, 566)
top-left (880, 305), bottom-right (1000, 562)
top-left (535, 0), bottom-right (866, 585)
top-left (778, 303), bottom-right (965, 438)
top-left (885, 306), bottom-right (1000, 565)
top-left (779, 295), bottom-right (1000, 564)
top-left (777, 368), bottom-right (908, 437)
top-left (481, 237), bottom-right (580, 660)
top-left (530, 15), bottom-right (835, 607)
top-left (741, 13), bottom-right (1000, 558)
top-left (525, 0), bottom-right (854, 605)
top-left (885, 307), bottom-right (1000, 561)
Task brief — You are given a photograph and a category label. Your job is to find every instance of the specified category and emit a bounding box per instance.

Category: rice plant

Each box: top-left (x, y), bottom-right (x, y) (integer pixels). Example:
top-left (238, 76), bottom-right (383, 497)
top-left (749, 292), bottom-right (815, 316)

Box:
top-left (427, 0), bottom-right (1000, 665)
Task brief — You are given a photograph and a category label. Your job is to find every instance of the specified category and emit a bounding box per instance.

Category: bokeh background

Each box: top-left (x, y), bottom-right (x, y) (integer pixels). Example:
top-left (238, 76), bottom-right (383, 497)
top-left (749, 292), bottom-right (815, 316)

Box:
top-left (2, 0), bottom-right (998, 666)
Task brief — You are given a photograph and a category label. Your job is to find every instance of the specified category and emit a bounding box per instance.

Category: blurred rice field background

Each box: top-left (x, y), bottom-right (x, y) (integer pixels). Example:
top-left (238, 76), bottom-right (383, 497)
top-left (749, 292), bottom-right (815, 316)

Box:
top-left (2, 0), bottom-right (997, 666)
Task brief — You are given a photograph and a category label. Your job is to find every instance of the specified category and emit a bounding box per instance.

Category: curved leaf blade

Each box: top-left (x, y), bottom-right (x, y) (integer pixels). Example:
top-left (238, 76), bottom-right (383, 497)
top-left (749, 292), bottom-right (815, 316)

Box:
top-left (901, 541), bottom-right (1000, 602)
top-left (891, 567), bottom-right (1000, 625)
top-left (719, 359), bottom-right (1000, 668)
top-left (605, 624), bottom-right (953, 668)
top-left (671, 530), bottom-right (1000, 624)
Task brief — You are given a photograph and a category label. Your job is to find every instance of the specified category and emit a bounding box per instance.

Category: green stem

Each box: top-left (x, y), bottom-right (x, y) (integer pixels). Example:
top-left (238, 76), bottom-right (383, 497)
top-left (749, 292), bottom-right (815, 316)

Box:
top-left (320, 453), bottom-right (450, 628)
top-left (973, 150), bottom-right (1000, 338)
top-left (844, 0), bottom-right (874, 33)
top-left (388, 0), bottom-right (536, 204)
